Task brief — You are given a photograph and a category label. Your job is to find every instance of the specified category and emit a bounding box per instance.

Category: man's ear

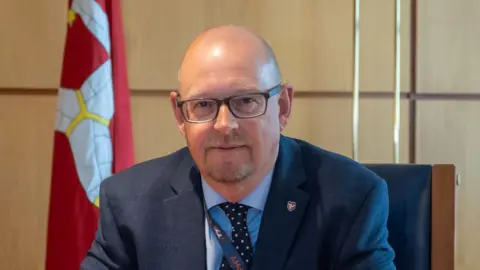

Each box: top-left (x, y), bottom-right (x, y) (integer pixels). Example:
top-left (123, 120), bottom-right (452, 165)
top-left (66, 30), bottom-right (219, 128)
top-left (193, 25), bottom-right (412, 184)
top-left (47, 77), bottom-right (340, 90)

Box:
top-left (170, 91), bottom-right (186, 136)
top-left (278, 83), bottom-right (294, 132)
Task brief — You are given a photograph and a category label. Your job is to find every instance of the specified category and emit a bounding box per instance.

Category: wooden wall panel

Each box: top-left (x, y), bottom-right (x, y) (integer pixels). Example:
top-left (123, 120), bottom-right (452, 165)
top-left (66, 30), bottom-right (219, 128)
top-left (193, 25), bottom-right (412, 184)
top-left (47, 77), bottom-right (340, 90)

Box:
top-left (417, 1), bottom-right (480, 268)
top-left (0, 0), bottom-right (66, 88)
top-left (417, 0), bottom-right (480, 93)
top-left (284, 97), bottom-right (410, 163)
top-left (360, 0), bottom-right (411, 92)
top-left (0, 0), bottom-right (411, 92)
top-left (0, 93), bottom-right (56, 270)
top-left (123, 0), bottom-right (410, 91)
top-left (417, 101), bottom-right (480, 270)
top-left (130, 94), bottom-right (186, 162)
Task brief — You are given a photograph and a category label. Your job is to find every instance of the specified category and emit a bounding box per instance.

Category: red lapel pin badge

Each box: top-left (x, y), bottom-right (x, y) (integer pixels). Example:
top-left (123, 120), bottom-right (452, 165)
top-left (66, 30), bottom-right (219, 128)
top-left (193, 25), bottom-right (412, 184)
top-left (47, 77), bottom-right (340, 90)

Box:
top-left (287, 201), bottom-right (296, 212)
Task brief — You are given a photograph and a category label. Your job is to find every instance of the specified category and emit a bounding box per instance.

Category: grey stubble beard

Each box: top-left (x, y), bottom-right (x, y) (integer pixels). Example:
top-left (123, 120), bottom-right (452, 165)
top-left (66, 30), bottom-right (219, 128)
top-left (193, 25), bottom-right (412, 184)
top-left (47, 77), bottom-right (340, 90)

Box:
top-left (205, 150), bottom-right (255, 184)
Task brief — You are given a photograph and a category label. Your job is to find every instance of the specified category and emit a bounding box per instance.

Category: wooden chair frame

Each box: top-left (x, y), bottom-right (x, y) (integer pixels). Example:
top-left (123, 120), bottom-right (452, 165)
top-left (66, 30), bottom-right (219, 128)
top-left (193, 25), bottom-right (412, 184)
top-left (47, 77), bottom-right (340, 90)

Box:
top-left (431, 164), bottom-right (457, 270)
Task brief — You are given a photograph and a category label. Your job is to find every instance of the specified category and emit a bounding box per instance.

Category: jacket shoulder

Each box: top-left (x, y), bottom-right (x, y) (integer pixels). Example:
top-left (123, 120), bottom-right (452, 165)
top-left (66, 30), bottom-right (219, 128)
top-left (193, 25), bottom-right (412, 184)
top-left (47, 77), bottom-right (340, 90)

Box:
top-left (293, 137), bottom-right (386, 196)
top-left (100, 147), bottom-right (190, 200)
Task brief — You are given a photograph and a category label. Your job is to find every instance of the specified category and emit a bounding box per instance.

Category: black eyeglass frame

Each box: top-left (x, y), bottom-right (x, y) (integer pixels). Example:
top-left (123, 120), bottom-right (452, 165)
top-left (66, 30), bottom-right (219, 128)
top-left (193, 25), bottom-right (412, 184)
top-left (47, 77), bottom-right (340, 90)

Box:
top-left (175, 83), bottom-right (282, 123)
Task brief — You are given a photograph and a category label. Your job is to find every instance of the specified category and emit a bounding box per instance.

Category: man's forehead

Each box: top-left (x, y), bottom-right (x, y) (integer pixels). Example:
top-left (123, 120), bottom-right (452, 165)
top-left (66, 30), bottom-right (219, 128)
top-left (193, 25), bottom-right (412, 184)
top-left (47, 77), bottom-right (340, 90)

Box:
top-left (180, 77), bottom-right (260, 99)
top-left (179, 62), bottom-right (279, 98)
top-left (179, 46), bottom-right (262, 82)
top-left (177, 27), bottom-right (281, 97)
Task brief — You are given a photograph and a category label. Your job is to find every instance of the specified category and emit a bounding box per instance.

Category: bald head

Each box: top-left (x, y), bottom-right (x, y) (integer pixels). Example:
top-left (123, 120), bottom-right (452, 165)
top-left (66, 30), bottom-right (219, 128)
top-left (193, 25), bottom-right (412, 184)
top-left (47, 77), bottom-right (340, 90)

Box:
top-left (170, 25), bottom-right (294, 195)
top-left (177, 25), bottom-right (282, 97)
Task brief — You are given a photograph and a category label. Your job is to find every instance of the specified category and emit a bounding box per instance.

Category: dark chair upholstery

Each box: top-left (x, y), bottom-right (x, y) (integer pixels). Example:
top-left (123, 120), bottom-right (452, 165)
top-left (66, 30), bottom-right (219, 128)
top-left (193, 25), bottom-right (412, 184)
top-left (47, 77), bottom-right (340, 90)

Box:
top-left (366, 164), bottom-right (433, 270)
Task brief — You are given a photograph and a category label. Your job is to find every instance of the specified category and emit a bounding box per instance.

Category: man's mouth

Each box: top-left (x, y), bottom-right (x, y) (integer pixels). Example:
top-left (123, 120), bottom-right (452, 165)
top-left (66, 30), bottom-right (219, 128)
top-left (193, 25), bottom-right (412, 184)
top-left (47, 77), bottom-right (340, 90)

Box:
top-left (218, 146), bottom-right (242, 149)
top-left (210, 145), bottom-right (245, 150)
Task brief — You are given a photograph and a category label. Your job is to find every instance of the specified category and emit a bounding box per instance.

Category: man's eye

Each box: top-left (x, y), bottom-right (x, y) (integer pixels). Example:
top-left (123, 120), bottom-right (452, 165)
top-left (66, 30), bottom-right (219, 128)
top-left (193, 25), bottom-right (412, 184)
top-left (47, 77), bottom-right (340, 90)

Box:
top-left (240, 98), bottom-right (255, 104)
top-left (197, 101), bottom-right (211, 107)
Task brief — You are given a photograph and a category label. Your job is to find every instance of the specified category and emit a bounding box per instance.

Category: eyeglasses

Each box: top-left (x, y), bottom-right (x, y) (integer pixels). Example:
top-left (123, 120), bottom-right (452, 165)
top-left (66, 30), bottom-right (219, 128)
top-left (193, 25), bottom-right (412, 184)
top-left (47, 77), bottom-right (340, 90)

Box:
top-left (176, 84), bottom-right (282, 123)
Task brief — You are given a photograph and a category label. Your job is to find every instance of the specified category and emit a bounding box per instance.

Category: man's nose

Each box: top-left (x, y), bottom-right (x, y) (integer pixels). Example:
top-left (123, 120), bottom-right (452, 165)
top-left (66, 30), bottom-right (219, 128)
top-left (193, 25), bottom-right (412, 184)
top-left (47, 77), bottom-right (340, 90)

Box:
top-left (214, 104), bottom-right (238, 134)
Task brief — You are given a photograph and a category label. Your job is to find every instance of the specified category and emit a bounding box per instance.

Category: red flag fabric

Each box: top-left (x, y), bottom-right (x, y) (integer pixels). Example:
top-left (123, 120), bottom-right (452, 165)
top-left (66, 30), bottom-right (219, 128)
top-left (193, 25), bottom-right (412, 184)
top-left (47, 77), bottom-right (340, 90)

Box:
top-left (45, 0), bottom-right (134, 269)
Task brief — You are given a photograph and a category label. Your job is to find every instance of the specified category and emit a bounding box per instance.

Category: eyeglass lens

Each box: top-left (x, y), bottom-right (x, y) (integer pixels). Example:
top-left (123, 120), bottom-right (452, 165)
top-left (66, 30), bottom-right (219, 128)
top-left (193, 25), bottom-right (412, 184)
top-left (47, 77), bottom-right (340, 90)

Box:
top-left (182, 93), bottom-right (267, 122)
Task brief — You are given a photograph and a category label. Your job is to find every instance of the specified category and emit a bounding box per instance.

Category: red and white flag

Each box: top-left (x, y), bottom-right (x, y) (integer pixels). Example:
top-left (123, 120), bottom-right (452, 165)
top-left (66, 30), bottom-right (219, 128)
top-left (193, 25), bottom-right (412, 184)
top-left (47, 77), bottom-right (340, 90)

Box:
top-left (45, 0), bottom-right (134, 268)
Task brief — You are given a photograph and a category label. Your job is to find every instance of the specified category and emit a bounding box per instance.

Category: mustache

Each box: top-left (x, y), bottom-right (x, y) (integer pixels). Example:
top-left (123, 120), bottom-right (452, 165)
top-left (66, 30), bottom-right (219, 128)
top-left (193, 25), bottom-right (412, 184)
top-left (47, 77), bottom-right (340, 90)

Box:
top-left (204, 133), bottom-right (246, 148)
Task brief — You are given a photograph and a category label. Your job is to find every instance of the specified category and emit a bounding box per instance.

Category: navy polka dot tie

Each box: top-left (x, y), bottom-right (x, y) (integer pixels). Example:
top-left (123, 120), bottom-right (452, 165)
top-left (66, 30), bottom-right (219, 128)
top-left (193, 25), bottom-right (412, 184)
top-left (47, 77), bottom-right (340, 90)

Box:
top-left (218, 202), bottom-right (253, 270)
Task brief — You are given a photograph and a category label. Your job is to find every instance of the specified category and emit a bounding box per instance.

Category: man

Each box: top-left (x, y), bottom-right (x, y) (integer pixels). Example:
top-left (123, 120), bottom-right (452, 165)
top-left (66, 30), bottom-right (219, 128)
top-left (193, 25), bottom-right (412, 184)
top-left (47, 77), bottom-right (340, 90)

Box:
top-left (81, 25), bottom-right (395, 269)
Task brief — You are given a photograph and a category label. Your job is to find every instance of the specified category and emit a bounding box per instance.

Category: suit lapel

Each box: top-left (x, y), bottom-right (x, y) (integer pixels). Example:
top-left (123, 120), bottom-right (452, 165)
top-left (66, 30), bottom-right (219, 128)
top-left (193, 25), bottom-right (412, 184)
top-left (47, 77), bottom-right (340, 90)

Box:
top-left (147, 153), bottom-right (207, 270)
top-left (251, 136), bottom-right (310, 270)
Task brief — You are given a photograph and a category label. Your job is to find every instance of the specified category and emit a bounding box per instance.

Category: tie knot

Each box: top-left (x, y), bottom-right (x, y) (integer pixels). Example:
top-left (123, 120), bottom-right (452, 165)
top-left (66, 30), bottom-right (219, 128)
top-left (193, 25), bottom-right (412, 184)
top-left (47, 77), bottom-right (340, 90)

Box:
top-left (218, 202), bottom-right (250, 218)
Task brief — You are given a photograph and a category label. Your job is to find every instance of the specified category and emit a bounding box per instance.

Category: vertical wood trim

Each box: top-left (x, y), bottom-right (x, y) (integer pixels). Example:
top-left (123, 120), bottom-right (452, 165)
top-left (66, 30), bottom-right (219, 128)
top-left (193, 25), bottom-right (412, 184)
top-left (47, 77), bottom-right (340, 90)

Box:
top-left (409, 98), bottom-right (416, 163)
top-left (410, 0), bottom-right (417, 94)
top-left (409, 0), bottom-right (417, 163)
top-left (431, 164), bottom-right (456, 270)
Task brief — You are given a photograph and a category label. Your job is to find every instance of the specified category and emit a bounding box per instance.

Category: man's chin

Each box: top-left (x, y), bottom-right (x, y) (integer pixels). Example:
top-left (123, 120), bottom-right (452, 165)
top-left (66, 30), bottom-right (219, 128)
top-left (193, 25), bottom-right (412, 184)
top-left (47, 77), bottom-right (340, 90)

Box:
top-left (206, 152), bottom-right (249, 166)
top-left (206, 163), bottom-right (253, 183)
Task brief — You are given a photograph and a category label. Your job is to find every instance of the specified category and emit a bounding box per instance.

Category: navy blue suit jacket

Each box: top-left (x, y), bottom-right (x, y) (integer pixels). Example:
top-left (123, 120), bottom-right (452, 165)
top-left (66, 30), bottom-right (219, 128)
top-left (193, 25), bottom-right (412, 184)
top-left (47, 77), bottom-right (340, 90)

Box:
top-left (81, 136), bottom-right (396, 269)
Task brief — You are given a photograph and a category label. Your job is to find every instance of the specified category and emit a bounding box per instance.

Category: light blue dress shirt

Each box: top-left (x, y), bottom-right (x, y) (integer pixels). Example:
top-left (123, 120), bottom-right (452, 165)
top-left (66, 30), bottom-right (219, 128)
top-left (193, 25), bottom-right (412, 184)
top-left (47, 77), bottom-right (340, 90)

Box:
top-left (202, 171), bottom-right (273, 270)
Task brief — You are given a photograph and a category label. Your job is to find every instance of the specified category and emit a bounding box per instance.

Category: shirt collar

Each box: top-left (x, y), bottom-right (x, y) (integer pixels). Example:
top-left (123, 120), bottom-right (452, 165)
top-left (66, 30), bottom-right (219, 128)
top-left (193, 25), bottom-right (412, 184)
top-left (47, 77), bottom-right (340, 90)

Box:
top-left (201, 170), bottom-right (273, 211)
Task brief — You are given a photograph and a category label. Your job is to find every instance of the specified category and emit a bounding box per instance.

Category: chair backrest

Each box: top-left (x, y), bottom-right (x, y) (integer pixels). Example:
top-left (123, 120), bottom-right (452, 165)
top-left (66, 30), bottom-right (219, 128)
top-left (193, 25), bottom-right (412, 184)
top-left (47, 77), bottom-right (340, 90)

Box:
top-left (365, 164), bottom-right (456, 270)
